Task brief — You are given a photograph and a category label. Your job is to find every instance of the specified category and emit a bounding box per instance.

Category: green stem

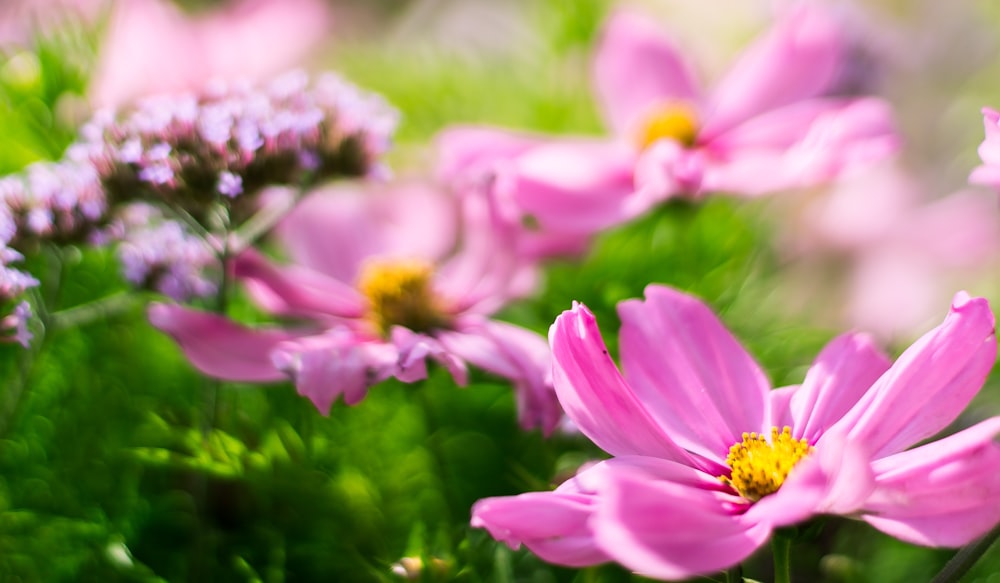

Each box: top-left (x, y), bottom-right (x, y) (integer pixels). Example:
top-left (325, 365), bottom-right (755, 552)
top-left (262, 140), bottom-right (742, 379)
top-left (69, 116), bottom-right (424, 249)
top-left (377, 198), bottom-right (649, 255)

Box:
top-left (930, 522), bottom-right (1000, 583)
top-left (46, 291), bottom-right (140, 331)
top-left (725, 563), bottom-right (743, 583)
top-left (772, 533), bottom-right (792, 583)
top-left (413, 383), bottom-right (454, 527)
top-left (227, 189), bottom-right (303, 256)
top-left (200, 200), bottom-right (234, 436)
top-left (0, 301), bottom-right (45, 438)
top-left (0, 244), bottom-right (63, 437)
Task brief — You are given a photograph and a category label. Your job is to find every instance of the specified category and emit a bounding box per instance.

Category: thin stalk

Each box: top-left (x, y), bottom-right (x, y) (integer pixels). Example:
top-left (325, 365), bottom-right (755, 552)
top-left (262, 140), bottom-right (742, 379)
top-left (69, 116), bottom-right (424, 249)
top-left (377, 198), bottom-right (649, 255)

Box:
top-left (0, 243), bottom-right (64, 437)
top-left (930, 522), bottom-right (1000, 583)
top-left (725, 563), bottom-right (743, 583)
top-left (192, 201), bottom-right (233, 580)
top-left (413, 383), bottom-right (454, 528)
top-left (0, 294), bottom-right (45, 438)
top-left (227, 189), bottom-right (303, 255)
top-left (47, 291), bottom-right (140, 331)
top-left (201, 219), bottom-right (231, 435)
top-left (772, 534), bottom-right (792, 583)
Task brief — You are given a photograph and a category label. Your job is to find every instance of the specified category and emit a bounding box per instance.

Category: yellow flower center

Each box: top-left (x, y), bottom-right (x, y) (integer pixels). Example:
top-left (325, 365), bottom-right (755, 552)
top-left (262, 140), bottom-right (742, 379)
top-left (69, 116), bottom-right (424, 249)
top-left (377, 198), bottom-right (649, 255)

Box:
top-left (636, 102), bottom-right (700, 150)
top-left (356, 258), bottom-right (450, 337)
top-left (720, 426), bottom-right (813, 502)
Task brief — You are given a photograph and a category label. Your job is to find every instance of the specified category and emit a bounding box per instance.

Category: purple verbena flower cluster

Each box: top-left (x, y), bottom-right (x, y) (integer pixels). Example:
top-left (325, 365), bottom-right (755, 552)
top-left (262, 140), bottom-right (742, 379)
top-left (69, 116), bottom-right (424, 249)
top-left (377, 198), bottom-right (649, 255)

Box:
top-left (0, 159), bottom-right (107, 347)
top-left (0, 242), bottom-right (37, 348)
top-left (99, 203), bottom-right (219, 302)
top-left (69, 70), bottom-right (399, 226)
top-left (0, 70), bottom-right (398, 346)
top-left (0, 160), bottom-right (106, 246)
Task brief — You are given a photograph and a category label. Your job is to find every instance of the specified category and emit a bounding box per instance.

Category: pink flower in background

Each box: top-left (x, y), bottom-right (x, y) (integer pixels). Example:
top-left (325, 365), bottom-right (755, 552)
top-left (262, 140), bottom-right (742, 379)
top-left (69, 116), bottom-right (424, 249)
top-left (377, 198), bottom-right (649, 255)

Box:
top-left (472, 285), bottom-right (1000, 579)
top-left (438, 4), bottom-right (898, 258)
top-left (90, 0), bottom-right (332, 107)
top-left (150, 183), bottom-right (562, 434)
top-left (970, 107), bottom-right (1000, 191)
top-left (0, 0), bottom-right (106, 46)
top-left (783, 162), bottom-right (1000, 342)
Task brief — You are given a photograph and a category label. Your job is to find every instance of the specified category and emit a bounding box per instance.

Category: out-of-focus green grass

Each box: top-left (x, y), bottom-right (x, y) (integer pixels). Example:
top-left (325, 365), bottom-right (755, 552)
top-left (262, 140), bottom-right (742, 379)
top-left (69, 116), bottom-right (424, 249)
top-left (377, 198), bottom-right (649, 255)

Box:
top-left (0, 2), bottom-right (999, 582)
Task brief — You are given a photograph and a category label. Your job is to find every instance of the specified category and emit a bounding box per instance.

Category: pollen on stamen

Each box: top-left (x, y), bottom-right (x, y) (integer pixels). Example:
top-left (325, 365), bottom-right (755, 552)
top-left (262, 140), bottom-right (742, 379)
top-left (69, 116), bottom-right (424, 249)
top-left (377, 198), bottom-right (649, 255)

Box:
top-left (356, 258), bottom-right (451, 337)
top-left (636, 102), bottom-right (700, 150)
top-left (720, 426), bottom-right (813, 502)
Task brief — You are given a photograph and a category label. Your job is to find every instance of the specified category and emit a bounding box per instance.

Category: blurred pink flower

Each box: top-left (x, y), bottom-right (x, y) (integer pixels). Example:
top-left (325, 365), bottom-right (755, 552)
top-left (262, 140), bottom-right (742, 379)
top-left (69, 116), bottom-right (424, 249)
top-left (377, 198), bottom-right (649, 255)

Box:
top-left (472, 285), bottom-right (1000, 579)
top-left (90, 0), bottom-right (332, 107)
top-left (438, 4), bottom-right (898, 258)
top-left (784, 162), bottom-right (1000, 341)
top-left (149, 183), bottom-right (562, 434)
top-left (970, 107), bottom-right (1000, 191)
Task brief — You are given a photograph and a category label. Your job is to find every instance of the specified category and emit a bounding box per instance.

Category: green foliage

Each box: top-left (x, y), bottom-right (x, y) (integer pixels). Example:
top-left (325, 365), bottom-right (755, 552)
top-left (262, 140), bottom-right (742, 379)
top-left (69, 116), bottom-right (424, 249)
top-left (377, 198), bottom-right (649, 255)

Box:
top-left (0, 2), bottom-right (998, 582)
top-left (0, 20), bottom-right (95, 170)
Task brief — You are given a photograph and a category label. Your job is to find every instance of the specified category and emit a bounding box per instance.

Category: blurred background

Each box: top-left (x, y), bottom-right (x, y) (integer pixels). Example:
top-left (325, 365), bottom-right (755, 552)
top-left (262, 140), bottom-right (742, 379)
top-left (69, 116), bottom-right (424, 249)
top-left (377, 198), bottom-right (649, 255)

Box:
top-left (2, 0), bottom-right (1000, 581)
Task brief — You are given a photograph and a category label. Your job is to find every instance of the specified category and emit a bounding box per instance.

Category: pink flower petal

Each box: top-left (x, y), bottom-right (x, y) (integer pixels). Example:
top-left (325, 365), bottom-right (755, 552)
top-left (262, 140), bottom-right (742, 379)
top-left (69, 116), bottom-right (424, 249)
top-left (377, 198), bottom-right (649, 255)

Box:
top-left (837, 292), bottom-right (997, 458)
top-left (702, 4), bottom-right (843, 138)
top-left (148, 303), bottom-right (296, 382)
top-left (778, 332), bottom-right (890, 443)
top-left (707, 100), bottom-right (836, 151)
top-left (592, 466), bottom-right (771, 580)
top-left (233, 249), bottom-right (366, 318)
top-left (617, 285), bottom-right (770, 464)
top-left (591, 9), bottom-right (701, 136)
top-left (511, 140), bottom-right (638, 233)
top-left (470, 459), bottom-right (637, 568)
top-left (702, 98), bottom-right (899, 196)
top-left (274, 184), bottom-right (458, 283)
top-left (746, 431), bottom-right (874, 527)
top-left (434, 125), bottom-right (544, 183)
top-left (970, 108), bottom-right (1000, 188)
top-left (438, 318), bottom-right (561, 434)
top-left (472, 491), bottom-right (609, 568)
top-left (450, 149), bottom-right (595, 262)
top-left (633, 139), bottom-right (706, 200)
top-left (767, 385), bottom-right (798, 431)
top-left (91, 0), bottom-right (331, 107)
top-left (550, 302), bottom-right (708, 468)
top-left (968, 164), bottom-right (1000, 190)
top-left (434, 199), bottom-right (539, 315)
top-left (862, 417), bottom-right (1000, 547)
top-left (390, 327), bottom-right (468, 386)
top-left (272, 329), bottom-right (398, 412)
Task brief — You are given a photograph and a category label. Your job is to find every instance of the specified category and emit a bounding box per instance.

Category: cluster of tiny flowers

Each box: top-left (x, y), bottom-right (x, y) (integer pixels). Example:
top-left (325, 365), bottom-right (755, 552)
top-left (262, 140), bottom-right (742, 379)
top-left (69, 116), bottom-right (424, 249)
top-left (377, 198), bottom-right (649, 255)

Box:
top-left (0, 69), bottom-right (397, 346)
top-left (69, 70), bottom-right (399, 225)
top-left (0, 159), bottom-right (110, 348)
top-left (0, 160), bottom-right (107, 247)
top-left (97, 203), bottom-right (219, 302)
top-left (0, 228), bottom-right (38, 349)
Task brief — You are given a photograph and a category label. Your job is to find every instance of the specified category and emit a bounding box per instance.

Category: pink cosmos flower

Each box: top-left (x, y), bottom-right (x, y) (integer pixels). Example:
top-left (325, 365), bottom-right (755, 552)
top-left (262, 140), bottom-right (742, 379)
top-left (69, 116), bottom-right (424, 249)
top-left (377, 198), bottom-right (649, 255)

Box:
top-left (472, 285), bottom-right (1000, 579)
top-left (438, 4), bottom-right (899, 258)
top-left (970, 107), bottom-right (1000, 191)
top-left (149, 182), bottom-right (562, 434)
top-left (90, 0), bottom-right (332, 107)
top-left (782, 162), bottom-right (1000, 342)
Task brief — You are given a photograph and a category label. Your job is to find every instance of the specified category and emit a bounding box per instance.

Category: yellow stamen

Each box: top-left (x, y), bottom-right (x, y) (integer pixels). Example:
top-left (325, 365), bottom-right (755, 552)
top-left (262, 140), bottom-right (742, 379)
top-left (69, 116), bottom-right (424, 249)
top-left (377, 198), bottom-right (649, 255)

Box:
top-left (720, 426), bottom-right (813, 502)
top-left (357, 258), bottom-right (450, 337)
top-left (636, 102), bottom-right (700, 149)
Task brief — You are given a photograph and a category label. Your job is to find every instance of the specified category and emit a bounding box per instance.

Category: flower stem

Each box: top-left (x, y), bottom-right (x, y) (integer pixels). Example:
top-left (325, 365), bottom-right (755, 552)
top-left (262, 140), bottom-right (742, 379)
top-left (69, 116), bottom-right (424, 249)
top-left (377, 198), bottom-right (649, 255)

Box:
top-left (725, 563), bottom-right (743, 583)
top-left (930, 522), bottom-right (1000, 583)
top-left (47, 291), bottom-right (140, 331)
top-left (0, 297), bottom-right (45, 438)
top-left (228, 188), bottom-right (303, 255)
top-left (772, 533), bottom-right (792, 583)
